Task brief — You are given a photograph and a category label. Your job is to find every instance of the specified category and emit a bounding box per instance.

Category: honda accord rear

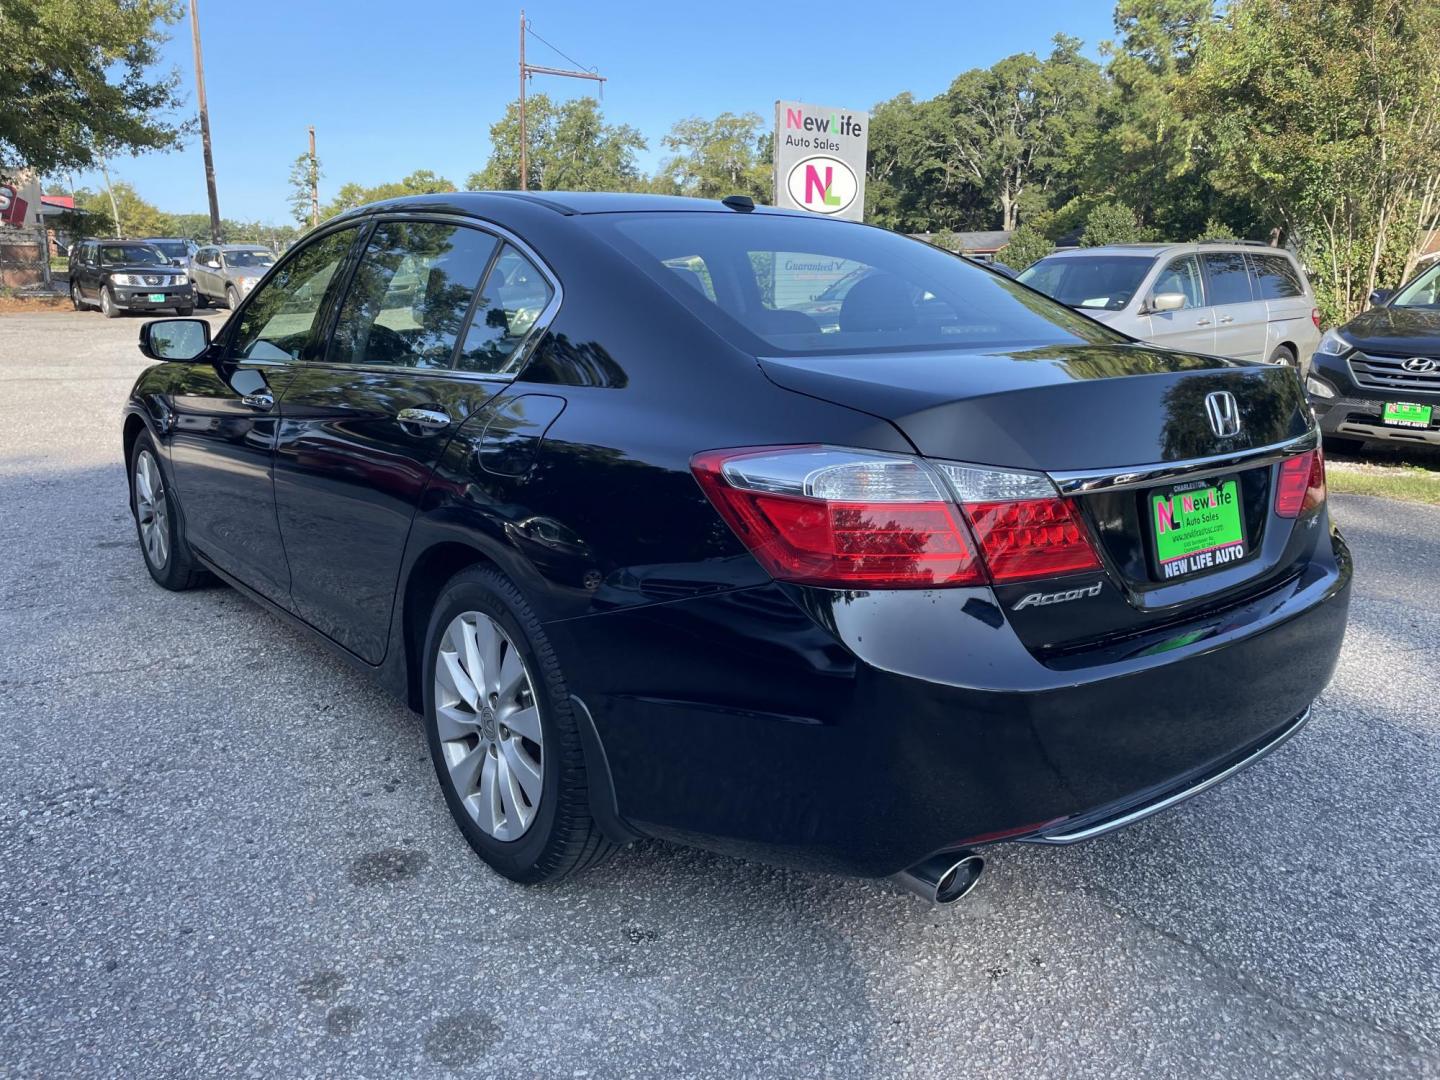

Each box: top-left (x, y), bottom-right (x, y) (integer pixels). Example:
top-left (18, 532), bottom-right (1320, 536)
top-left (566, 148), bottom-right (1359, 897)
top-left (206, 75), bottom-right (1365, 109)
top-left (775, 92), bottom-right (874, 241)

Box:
top-left (123, 192), bottom-right (1351, 900)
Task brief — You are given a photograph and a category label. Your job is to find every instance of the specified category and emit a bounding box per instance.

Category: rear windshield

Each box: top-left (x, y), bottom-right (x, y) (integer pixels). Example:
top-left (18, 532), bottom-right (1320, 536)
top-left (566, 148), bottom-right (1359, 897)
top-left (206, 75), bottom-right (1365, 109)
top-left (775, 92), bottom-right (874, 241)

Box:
top-left (1018, 254), bottom-right (1156, 310)
top-left (588, 213), bottom-right (1122, 355)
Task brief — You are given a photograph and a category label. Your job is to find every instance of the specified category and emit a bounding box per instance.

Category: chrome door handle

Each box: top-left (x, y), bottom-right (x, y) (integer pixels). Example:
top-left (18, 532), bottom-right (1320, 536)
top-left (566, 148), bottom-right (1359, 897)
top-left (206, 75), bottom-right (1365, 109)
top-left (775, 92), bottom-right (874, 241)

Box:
top-left (396, 407), bottom-right (451, 431)
top-left (1218, 315), bottom-right (1234, 324)
top-left (1196, 319), bottom-right (1211, 326)
top-left (241, 391), bottom-right (274, 410)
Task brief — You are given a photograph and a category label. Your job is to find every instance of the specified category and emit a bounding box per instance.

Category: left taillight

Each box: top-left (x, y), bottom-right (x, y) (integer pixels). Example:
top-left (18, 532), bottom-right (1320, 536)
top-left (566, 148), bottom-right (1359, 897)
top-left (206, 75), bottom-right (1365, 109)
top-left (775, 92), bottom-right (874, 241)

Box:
top-left (690, 446), bottom-right (1101, 589)
top-left (1274, 446), bottom-right (1326, 518)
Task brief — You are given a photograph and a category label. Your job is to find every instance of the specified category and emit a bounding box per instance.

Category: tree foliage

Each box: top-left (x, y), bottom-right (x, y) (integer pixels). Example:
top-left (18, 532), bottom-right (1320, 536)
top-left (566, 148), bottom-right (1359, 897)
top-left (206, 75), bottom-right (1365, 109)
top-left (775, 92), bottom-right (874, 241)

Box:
top-left (322, 170), bottom-right (456, 219)
top-left (0, 0), bottom-right (187, 179)
top-left (467, 94), bottom-right (646, 193)
top-left (656, 112), bottom-right (770, 201)
top-left (287, 150), bottom-right (322, 227)
top-left (1080, 200), bottom-right (1155, 245)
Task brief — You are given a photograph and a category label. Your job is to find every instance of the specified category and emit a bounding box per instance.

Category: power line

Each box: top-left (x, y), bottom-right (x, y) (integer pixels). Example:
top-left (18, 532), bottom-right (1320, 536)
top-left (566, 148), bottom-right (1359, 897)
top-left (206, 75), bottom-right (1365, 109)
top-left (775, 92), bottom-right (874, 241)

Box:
top-left (517, 9), bottom-right (607, 192)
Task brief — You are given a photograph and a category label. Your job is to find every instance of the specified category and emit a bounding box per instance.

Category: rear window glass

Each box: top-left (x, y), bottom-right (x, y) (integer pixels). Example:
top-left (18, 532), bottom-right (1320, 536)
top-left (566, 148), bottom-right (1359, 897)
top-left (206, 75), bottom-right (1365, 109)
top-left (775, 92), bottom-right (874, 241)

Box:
top-left (1203, 252), bottom-right (1254, 304)
top-left (592, 214), bottom-right (1122, 355)
top-left (1248, 253), bottom-right (1304, 299)
top-left (1018, 254), bottom-right (1155, 311)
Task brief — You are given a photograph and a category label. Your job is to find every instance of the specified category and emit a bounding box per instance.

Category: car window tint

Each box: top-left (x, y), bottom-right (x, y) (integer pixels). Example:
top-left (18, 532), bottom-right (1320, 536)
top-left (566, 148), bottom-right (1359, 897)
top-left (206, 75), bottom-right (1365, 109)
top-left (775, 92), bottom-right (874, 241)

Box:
top-left (1392, 263), bottom-right (1440, 307)
top-left (1017, 254), bottom-right (1156, 310)
top-left (1152, 256), bottom-right (1205, 309)
top-left (661, 256), bottom-right (716, 301)
top-left (456, 245), bottom-right (555, 374)
top-left (230, 227), bottom-right (358, 363)
top-left (1202, 252), bottom-right (1254, 305)
top-left (1249, 254), bottom-right (1303, 299)
top-left (327, 222), bottom-right (499, 370)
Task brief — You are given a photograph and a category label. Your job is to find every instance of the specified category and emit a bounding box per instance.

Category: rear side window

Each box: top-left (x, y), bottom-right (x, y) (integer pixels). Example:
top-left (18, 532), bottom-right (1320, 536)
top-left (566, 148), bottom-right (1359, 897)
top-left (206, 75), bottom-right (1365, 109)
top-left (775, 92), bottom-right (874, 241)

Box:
top-left (597, 213), bottom-right (1121, 355)
top-left (1152, 256), bottom-right (1205, 309)
top-left (1202, 252), bottom-right (1254, 305)
top-left (456, 245), bottom-right (555, 374)
top-left (230, 227), bottom-right (358, 362)
top-left (328, 221), bottom-right (499, 369)
top-left (1249, 253), bottom-right (1304, 299)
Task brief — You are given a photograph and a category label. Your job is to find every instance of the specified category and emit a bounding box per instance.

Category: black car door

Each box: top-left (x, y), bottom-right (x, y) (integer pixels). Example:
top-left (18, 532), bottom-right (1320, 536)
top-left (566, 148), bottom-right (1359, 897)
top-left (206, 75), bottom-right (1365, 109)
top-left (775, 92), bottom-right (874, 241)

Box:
top-left (165, 225), bottom-right (364, 604)
top-left (272, 217), bottom-right (554, 664)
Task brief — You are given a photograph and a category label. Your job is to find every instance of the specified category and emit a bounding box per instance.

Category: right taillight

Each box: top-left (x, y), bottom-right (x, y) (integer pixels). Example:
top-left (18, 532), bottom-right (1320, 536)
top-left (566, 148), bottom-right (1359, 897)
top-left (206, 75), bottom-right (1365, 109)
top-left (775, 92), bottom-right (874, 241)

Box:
top-left (691, 446), bottom-right (1101, 589)
top-left (1275, 447), bottom-right (1326, 517)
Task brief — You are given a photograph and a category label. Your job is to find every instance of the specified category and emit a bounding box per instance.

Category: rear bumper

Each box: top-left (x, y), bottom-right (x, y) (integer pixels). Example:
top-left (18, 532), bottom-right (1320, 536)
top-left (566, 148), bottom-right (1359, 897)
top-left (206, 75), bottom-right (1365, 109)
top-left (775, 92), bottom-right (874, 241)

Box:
top-left (549, 524), bottom-right (1351, 878)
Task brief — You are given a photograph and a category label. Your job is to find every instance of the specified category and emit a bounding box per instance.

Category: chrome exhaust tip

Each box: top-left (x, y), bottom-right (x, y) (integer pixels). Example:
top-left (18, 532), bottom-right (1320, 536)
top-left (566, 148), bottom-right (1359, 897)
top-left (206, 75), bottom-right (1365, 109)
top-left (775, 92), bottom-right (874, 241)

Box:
top-left (894, 850), bottom-right (985, 905)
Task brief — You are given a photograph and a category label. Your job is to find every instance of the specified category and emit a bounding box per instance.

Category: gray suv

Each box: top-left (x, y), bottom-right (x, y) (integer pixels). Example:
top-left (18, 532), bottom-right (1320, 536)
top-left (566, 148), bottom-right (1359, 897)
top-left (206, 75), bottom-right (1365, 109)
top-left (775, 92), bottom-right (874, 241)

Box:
top-left (191, 244), bottom-right (277, 309)
top-left (1019, 242), bottom-right (1321, 368)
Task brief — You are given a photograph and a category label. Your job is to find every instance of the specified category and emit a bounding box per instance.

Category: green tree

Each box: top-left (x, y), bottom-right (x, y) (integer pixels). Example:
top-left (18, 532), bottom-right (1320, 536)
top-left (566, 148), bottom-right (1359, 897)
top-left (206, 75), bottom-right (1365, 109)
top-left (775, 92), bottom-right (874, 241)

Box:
top-left (927, 36), bottom-right (1109, 230)
top-left (0, 0), bottom-right (186, 179)
top-left (287, 149), bottom-right (322, 227)
top-left (1001, 220), bottom-right (1057, 269)
top-left (657, 112), bottom-right (770, 201)
top-left (468, 95), bottom-right (646, 192)
top-left (321, 170), bottom-right (456, 219)
top-left (79, 180), bottom-right (168, 237)
top-left (1079, 199), bottom-right (1155, 245)
top-left (1189, 0), bottom-right (1440, 320)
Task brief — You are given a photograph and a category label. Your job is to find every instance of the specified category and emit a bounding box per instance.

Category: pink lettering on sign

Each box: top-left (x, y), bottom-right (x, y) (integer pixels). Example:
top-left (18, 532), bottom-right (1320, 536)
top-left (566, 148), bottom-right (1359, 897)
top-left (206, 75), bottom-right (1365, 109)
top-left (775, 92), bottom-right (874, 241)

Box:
top-left (1156, 499), bottom-right (1176, 534)
top-left (804, 165), bottom-right (833, 204)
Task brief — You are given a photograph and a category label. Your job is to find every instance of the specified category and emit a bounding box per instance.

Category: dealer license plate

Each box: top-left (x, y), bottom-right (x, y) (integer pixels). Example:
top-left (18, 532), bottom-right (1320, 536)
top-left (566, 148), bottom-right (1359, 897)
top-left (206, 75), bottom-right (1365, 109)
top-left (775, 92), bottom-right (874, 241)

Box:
top-left (1383, 401), bottom-right (1433, 428)
top-left (1150, 478), bottom-right (1246, 581)
top-left (148, 293), bottom-right (167, 303)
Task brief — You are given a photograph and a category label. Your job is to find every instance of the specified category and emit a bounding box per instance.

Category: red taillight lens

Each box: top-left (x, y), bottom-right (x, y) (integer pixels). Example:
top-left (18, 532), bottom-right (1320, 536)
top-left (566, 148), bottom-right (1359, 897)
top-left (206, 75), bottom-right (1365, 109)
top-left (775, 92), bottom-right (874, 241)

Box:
top-left (691, 446), bottom-right (1104, 590)
top-left (1311, 307), bottom-right (1321, 329)
top-left (965, 498), bottom-right (1103, 582)
top-left (1275, 448), bottom-right (1325, 517)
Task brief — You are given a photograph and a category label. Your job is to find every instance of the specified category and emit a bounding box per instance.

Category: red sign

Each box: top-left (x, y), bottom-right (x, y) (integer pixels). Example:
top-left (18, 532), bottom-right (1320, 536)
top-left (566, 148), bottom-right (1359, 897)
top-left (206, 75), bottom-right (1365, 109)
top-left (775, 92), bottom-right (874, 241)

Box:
top-left (0, 184), bottom-right (30, 226)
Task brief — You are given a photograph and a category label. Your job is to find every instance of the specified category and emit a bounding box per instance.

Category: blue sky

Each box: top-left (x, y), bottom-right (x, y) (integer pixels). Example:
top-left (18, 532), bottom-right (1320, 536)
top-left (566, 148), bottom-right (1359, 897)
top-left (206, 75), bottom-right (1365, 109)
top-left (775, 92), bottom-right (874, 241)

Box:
top-left (69, 0), bottom-right (1116, 224)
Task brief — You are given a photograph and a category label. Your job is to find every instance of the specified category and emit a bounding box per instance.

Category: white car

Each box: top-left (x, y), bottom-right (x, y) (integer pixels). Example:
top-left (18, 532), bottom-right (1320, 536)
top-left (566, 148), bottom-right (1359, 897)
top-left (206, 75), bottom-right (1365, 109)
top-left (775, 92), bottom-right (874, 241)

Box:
top-left (1019, 242), bottom-right (1321, 368)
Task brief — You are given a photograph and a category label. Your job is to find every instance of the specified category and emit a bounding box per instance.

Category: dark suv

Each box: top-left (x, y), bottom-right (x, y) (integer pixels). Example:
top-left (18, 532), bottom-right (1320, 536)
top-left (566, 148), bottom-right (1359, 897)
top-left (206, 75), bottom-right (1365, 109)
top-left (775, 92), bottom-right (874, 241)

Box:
top-left (69, 239), bottom-right (195, 318)
top-left (1308, 261), bottom-right (1440, 449)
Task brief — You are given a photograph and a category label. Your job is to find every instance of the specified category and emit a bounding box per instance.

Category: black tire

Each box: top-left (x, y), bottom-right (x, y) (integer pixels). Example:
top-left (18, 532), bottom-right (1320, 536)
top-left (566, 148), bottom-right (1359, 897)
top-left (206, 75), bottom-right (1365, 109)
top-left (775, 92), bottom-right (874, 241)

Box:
top-left (128, 431), bottom-right (209, 591)
top-left (226, 285), bottom-right (239, 310)
top-left (176, 306), bottom-right (195, 316)
top-left (70, 281), bottom-right (84, 310)
top-left (100, 285), bottom-right (122, 319)
top-left (422, 566), bottom-right (616, 884)
top-left (195, 292), bottom-right (209, 308)
top-left (1269, 344), bottom-right (1297, 367)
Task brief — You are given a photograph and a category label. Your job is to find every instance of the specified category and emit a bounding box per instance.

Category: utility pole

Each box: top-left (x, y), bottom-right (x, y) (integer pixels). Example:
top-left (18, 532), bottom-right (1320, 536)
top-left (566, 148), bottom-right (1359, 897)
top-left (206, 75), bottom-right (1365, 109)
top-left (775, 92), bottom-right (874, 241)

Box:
top-left (189, 0), bottom-right (221, 243)
top-left (516, 9), bottom-right (606, 192)
top-left (308, 126), bottom-right (319, 227)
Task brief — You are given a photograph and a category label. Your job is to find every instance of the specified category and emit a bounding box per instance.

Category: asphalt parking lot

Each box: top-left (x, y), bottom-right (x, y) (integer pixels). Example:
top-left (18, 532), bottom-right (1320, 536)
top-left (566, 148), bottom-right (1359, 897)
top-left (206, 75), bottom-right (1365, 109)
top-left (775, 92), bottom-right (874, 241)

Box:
top-left (2, 310), bottom-right (1438, 1079)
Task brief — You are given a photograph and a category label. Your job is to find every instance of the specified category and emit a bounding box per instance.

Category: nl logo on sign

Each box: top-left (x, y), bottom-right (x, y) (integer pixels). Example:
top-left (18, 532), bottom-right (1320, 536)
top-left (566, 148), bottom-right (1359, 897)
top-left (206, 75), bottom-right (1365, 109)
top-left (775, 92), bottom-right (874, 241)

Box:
top-left (773, 101), bottom-right (869, 223)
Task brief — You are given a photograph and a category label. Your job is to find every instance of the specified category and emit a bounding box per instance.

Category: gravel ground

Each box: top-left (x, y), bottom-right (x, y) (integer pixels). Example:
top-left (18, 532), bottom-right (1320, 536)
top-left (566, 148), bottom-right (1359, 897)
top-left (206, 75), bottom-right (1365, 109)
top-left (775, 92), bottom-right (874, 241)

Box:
top-left (2, 310), bottom-right (1438, 1079)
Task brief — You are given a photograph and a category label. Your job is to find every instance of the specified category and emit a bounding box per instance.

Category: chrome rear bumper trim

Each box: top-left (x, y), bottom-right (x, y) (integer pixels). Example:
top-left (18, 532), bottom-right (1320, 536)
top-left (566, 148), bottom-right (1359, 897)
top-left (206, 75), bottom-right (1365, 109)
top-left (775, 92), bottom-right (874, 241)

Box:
top-left (1021, 706), bottom-right (1312, 845)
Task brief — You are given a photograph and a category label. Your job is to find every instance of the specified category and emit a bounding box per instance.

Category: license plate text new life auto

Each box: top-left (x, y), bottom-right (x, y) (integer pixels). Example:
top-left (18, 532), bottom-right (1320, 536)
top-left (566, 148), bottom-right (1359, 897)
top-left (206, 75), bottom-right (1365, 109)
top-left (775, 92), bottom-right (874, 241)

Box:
top-left (148, 293), bottom-right (167, 303)
top-left (1383, 401), bottom-right (1433, 428)
top-left (1150, 478), bottom-right (1245, 581)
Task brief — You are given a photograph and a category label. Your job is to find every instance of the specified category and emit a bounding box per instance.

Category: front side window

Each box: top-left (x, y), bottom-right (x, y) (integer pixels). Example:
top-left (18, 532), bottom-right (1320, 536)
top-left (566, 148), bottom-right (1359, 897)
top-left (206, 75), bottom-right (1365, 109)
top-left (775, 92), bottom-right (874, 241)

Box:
top-left (456, 244), bottom-right (555, 374)
top-left (328, 221), bottom-right (499, 369)
top-left (1152, 256), bottom-right (1205, 309)
top-left (1202, 252), bottom-right (1254, 305)
top-left (1249, 253), bottom-right (1303, 299)
top-left (1018, 254), bottom-right (1157, 311)
top-left (1391, 263), bottom-right (1440, 308)
top-left (229, 227), bottom-right (358, 362)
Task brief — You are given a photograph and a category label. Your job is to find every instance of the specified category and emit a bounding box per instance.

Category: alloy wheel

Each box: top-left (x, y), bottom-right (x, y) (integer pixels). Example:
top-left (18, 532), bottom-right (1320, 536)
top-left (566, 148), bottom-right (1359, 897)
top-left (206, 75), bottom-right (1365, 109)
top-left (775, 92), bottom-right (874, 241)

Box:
top-left (433, 611), bottom-right (543, 841)
top-left (71, 282), bottom-right (82, 309)
top-left (133, 450), bottom-right (169, 569)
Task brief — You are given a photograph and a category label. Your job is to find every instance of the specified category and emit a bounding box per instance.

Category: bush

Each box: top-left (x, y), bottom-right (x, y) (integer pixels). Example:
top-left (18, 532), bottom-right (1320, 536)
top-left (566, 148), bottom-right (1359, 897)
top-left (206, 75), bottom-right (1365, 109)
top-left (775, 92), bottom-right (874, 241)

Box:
top-left (1079, 201), bottom-right (1155, 246)
top-left (1001, 224), bottom-right (1054, 270)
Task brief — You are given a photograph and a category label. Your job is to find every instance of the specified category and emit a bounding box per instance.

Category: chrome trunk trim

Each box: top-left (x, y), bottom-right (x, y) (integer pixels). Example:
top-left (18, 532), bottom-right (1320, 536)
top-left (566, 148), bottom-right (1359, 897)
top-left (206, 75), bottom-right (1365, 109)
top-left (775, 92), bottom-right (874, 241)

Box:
top-left (1048, 429), bottom-right (1318, 495)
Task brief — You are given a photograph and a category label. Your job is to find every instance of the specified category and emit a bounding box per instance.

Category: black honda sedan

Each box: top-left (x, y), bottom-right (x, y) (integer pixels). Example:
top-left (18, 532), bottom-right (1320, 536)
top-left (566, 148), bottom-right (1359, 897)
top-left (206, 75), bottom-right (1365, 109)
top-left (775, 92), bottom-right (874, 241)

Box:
top-left (122, 193), bottom-right (1351, 903)
top-left (1307, 262), bottom-right (1440, 450)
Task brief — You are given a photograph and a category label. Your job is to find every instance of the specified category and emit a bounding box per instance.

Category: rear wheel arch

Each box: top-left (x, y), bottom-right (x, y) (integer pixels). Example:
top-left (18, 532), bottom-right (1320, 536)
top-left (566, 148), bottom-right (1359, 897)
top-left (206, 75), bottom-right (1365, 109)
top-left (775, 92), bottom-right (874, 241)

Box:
top-left (401, 541), bottom-right (503, 712)
top-left (122, 413), bottom-right (149, 482)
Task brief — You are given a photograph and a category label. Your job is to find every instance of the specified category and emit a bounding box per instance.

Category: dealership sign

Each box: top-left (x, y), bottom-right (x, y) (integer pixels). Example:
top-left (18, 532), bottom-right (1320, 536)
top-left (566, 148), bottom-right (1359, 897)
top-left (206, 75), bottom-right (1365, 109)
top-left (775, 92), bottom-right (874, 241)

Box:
top-left (773, 101), bottom-right (868, 222)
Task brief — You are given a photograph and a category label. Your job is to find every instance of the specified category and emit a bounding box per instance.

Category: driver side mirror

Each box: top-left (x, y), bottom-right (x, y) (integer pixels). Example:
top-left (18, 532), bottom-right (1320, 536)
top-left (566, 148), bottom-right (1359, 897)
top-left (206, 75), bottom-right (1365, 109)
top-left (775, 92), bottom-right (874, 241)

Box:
top-left (1147, 292), bottom-right (1187, 313)
top-left (1369, 288), bottom-right (1393, 307)
top-left (139, 318), bottom-right (211, 362)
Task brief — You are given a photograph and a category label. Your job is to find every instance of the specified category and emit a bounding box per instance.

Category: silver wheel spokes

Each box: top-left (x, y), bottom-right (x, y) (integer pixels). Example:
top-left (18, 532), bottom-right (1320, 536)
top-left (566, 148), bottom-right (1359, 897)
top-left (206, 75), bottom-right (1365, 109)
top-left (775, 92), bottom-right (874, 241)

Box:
top-left (134, 450), bottom-right (169, 569)
top-left (433, 611), bottom-right (543, 842)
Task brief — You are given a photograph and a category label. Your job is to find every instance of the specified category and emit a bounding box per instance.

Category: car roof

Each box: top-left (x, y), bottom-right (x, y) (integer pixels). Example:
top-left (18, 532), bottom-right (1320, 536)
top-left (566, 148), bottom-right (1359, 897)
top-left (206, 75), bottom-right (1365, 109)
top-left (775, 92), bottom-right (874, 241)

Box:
top-left (218, 243), bottom-right (271, 250)
top-left (141, 236), bottom-right (189, 242)
top-left (1039, 241), bottom-right (1298, 261)
top-left (336, 190), bottom-right (816, 220)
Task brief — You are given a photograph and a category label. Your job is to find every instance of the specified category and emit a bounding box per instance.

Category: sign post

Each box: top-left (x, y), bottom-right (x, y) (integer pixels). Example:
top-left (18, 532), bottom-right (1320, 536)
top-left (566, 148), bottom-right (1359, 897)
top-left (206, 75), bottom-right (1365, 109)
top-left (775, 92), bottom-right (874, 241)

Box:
top-left (773, 101), bottom-right (869, 222)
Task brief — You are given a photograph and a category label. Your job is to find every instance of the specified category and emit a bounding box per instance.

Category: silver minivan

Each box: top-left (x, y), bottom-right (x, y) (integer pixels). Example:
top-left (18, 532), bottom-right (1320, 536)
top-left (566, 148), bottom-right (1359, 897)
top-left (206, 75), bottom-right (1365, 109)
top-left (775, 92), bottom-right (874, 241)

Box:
top-left (1018, 242), bottom-right (1321, 368)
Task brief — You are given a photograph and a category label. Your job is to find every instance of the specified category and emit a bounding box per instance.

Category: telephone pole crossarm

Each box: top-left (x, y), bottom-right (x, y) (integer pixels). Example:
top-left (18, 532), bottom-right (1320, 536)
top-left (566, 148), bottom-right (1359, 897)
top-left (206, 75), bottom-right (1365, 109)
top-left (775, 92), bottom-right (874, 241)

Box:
top-left (516, 9), bottom-right (607, 192)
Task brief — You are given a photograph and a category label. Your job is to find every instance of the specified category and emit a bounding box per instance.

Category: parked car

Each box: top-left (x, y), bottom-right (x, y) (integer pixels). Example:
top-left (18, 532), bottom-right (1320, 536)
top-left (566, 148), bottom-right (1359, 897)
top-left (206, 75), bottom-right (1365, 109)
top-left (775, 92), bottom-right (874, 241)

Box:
top-left (68, 239), bottom-right (195, 318)
top-left (1019, 242), bottom-right (1321, 368)
top-left (121, 193), bottom-right (1350, 904)
top-left (1307, 260), bottom-right (1440, 450)
top-left (191, 243), bottom-right (277, 309)
top-left (141, 236), bottom-right (198, 269)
